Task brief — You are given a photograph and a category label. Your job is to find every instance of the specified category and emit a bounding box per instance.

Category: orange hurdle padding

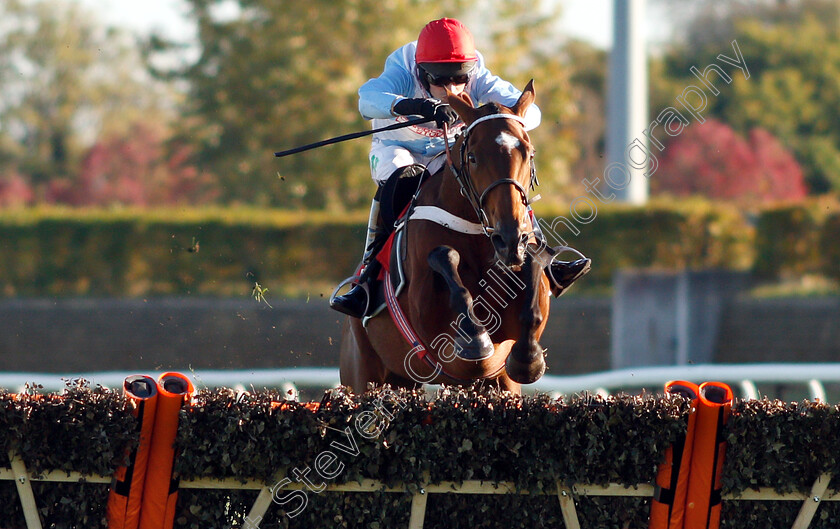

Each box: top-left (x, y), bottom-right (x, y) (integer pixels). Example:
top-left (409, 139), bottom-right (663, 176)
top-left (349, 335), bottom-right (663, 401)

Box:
top-left (649, 381), bottom-right (700, 529)
top-left (107, 375), bottom-right (159, 529)
top-left (270, 401), bottom-right (321, 412)
top-left (138, 372), bottom-right (194, 529)
top-left (684, 381), bottom-right (733, 529)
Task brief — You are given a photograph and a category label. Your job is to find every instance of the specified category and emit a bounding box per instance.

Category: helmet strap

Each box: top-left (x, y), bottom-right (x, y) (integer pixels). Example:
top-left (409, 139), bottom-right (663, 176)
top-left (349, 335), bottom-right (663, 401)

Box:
top-left (416, 65), bottom-right (432, 94)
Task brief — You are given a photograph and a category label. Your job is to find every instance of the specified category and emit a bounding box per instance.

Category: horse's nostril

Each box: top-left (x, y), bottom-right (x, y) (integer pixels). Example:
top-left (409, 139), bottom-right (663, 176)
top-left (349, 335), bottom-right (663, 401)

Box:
top-left (490, 233), bottom-right (507, 254)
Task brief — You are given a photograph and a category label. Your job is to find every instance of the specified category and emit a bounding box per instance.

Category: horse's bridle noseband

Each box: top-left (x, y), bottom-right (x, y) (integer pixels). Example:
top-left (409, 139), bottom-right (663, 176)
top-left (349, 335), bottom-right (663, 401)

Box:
top-left (444, 113), bottom-right (539, 237)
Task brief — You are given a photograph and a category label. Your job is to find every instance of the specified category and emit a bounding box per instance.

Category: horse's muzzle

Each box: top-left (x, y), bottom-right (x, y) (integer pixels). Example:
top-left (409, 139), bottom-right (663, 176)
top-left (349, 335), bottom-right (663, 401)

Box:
top-left (490, 229), bottom-right (528, 268)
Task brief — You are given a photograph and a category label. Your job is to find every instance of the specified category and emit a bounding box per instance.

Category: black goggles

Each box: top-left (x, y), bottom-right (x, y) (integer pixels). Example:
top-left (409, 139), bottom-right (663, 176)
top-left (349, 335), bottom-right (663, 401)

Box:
top-left (423, 71), bottom-right (471, 86)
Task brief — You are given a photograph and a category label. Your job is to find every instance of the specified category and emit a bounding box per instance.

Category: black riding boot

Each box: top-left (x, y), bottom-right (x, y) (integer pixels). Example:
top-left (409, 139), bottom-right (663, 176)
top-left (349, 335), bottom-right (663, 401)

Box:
top-left (330, 195), bottom-right (386, 318)
top-left (330, 165), bottom-right (427, 318)
top-left (330, 259), bottom-right (382, 318)
top-left (546, 257), bottom-right (591, 297)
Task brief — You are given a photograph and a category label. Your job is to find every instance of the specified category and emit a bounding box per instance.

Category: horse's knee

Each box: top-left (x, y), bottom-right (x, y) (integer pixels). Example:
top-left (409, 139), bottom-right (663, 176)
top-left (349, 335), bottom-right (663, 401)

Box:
top-left (428, 245), bottom-right (459, 271)
top-left (519, 305), bottom-right (543, 331)
top-left (428, 246), bottom-right (469, 304)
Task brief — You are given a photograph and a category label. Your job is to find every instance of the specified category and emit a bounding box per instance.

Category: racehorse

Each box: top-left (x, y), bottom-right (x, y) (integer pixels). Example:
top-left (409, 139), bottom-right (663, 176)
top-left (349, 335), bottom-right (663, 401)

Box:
top-left (340, 81), bottom-right (551, 395)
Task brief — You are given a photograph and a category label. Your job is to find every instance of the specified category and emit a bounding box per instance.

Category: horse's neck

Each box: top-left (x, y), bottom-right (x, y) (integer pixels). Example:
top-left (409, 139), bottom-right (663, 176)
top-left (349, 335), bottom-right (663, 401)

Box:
top-left (415, 167), bottom-right (497, 276)
top-left (422, 165), bottom-right (480, 223)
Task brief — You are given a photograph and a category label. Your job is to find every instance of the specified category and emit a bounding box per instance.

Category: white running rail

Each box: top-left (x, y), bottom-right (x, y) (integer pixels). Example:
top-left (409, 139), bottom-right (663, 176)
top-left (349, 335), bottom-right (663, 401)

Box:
top-left (2, 363), bottom-right (839, 401)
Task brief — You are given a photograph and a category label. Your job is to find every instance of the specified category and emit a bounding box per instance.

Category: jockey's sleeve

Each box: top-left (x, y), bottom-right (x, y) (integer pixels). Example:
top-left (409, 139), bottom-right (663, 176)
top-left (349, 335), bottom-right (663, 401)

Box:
top-left (470, 56), bottom-right (541, 131)
top-left (359, 46), bottom-right (415, 120)
top-left (521, 103), bottom-right (541, 131)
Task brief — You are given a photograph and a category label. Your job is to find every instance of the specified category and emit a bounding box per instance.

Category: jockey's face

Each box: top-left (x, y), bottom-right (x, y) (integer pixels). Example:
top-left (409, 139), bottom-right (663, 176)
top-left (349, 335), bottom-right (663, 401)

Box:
top-left (429, 81), bottom-right (467, 101)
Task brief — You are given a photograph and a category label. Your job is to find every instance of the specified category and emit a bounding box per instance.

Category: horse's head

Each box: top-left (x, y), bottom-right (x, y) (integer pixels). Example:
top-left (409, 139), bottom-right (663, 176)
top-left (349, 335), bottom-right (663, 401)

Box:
top-left (447, 81), bottom-right (536, 269)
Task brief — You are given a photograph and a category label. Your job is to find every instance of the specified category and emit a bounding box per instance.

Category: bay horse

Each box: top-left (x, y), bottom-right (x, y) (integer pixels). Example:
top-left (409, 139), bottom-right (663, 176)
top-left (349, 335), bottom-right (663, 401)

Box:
top-left (340, 81), bottom-right (551, 395)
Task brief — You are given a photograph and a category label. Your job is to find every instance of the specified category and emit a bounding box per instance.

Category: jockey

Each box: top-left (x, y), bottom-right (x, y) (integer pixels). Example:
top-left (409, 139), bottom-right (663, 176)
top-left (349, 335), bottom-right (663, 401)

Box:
top-left (330, 17), bottom-right (590, 318)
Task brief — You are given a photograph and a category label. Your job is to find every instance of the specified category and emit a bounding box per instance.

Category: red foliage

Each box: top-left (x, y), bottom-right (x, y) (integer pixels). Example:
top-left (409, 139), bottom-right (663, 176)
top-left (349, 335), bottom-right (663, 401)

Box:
top-left (653, 118), bottom-right (807, 202)
top-left (748, 127), bottom-right (808, 199)
top-left (49, 123), bottom-right (218, 207)
top-left (0, 170), bottom-right (34, 207)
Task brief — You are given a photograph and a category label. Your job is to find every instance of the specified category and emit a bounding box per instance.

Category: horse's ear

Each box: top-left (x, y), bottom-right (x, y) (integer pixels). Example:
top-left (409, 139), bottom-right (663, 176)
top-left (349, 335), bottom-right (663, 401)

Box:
top-left (511, 79), bottom-right (535, 118)
top-left (446, 89), bottom-right (480, 125)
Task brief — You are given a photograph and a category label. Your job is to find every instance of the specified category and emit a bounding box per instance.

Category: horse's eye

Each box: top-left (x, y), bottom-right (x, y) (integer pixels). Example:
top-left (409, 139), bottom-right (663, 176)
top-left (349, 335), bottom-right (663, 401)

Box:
top-left (467, 153), bottom-right (477, 164)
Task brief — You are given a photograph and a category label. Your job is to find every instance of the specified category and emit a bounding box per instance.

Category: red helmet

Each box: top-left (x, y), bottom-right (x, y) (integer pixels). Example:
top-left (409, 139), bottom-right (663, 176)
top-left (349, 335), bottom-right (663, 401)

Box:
top-left (415, 18), bottom-right (477, 64)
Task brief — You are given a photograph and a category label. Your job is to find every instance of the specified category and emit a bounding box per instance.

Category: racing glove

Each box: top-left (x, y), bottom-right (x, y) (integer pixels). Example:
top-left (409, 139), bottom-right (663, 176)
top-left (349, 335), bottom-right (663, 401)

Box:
top-left (393, 98), bottom-right (459, 128)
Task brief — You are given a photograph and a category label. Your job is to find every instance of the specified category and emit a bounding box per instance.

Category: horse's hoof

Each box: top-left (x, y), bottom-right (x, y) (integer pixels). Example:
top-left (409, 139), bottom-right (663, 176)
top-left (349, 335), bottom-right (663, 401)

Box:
top-left (505, 346), bottom-right (546, 384)
top-left (456, 332), bottom-right (494, 361)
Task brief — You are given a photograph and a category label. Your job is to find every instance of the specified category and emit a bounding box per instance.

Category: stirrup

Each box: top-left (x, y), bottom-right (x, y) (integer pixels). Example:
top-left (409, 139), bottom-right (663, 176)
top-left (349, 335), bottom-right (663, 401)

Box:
top-left (329, 275), bottom-right (372, 317)
top-left (529, 241), bottom-right (588, 268)
top-left (547, 245), bottom-right (587, 262)
top-left (545, 248), bottom-right (591, 298)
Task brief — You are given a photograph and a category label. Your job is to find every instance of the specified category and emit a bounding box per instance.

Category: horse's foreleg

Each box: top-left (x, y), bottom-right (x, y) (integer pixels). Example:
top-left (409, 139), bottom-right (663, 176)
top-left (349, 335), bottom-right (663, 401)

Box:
top-left (427, 245), bottom-right (494, 361)
top-left (490, 372), bottom-right (522, 394)
top-left (505, 253), bottom-right (547, 384)
top-left (340, 317), bottom-right (387, 393)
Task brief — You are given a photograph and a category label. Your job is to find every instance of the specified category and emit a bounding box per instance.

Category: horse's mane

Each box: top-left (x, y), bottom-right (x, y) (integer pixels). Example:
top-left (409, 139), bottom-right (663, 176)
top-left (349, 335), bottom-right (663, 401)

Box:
top-left (478, 101), bottom-right (506, 116)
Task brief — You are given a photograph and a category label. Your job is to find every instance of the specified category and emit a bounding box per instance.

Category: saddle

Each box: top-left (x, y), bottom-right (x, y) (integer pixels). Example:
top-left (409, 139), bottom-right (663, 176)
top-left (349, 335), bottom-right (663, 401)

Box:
top-left (361, 190), bottom-right (498, 324)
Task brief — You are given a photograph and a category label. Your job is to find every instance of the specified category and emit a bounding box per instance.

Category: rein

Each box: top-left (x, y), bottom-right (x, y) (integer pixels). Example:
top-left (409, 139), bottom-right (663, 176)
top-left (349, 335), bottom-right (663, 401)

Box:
top-left (443, 114), bottom-right (539, 237)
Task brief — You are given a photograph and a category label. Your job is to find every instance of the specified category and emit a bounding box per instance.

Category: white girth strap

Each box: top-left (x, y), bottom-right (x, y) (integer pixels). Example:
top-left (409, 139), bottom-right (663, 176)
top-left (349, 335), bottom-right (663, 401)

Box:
top-left (408, 206), bottom-right (485, 235)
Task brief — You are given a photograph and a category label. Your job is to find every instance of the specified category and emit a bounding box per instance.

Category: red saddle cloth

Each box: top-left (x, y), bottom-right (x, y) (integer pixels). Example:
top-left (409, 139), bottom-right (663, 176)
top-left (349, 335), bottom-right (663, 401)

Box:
top-left (376, 232), bottom-right (397, 279)
top-left (375, 233), bottom-right (397, 277)
top-left (373, 202), bottom-right (412, 278)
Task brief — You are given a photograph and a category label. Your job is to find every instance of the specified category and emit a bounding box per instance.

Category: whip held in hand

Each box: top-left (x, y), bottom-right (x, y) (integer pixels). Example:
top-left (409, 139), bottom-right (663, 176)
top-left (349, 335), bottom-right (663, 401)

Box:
top-left (274, 116), bottom-right (433, 158)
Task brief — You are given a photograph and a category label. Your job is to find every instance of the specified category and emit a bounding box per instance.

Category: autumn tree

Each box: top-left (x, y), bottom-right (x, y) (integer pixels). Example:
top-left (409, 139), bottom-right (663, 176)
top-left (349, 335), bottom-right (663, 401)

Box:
top-left (652, 118), bottom-right (807, 202)
top-left (0, 0), bottom-right (178, 200)
top-left (0, 170), bottom-right (33, 207)
top-left (46, 123), bottom-right (218, 206)
top-left (471, 2), bottom-right (579, 196)
top-left (651, 0), bottom-right (840, 194)
top-left (562, 40), bottom-right (608, 196)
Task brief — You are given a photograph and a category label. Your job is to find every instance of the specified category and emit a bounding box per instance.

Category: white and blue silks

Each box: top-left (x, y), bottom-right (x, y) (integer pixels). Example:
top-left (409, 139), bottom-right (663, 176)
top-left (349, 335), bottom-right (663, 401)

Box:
top-left (359, 41), bottom-right (541, 183)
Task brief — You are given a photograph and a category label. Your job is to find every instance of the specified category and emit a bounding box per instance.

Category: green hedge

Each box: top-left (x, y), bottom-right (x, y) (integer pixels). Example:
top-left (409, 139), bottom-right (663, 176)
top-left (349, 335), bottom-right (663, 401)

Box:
top-left (0, 207), bottom-right (366, 298)
top-left (751, 198), bottom-right (840, 282)
top-left (754, 204), bottom-right (824, 280)
top-left (2, 384), bottom-right (840, 528)
top-left (1, 200), bottom-right (839, 298)
top-left (534, 200), bottom-right (755, 287)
